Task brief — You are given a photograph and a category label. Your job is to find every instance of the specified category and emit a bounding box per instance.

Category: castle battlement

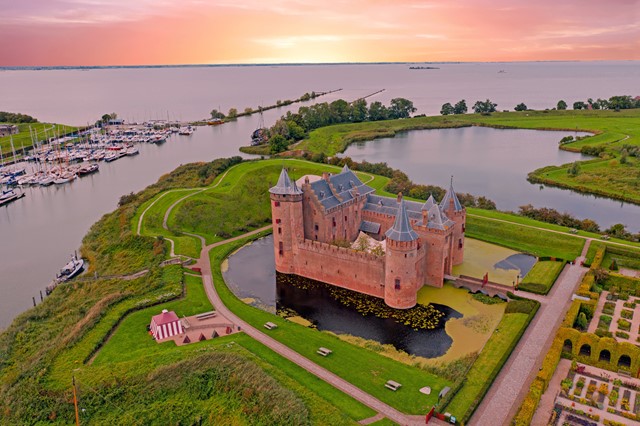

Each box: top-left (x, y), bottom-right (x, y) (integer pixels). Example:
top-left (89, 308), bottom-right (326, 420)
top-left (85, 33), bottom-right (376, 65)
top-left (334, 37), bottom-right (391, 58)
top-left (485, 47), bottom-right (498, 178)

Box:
top-left (270, 166), bottom-right (466, 309)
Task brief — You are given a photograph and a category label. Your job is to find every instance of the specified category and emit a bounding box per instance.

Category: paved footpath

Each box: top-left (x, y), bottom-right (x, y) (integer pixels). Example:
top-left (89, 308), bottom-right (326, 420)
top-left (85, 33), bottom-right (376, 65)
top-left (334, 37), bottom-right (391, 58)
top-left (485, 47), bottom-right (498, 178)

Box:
top-left (193, 228), bottom-right (451, 426)
top-left (470, 241), bottom-right (591, 426)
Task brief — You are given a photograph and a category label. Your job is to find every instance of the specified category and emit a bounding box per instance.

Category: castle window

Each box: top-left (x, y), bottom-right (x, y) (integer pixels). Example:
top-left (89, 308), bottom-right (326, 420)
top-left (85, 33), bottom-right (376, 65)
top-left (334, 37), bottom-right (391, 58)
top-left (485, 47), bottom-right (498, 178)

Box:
top-left (314, 223), bottom-right (319, 231)
top-left (274, 201), bottom-right (280, 207)
top-left (278, 242), bottom-right (283, 256)
top-left (275, 218), bottom-right (281, 224)
top-left (394, 279), bottom-right (401, 290)
top-left (278, 227), bottom-right (282, 235)
top-left (462, 224), bottom-right (466, 232)
top-left (458, 239), bottom-right (463, 249)
top-left (315, 235), bottom-right (318, 240)
top-left (344, 215), bottom-right (347, 222)
top-left (332, 218), bottom-right (336, 227)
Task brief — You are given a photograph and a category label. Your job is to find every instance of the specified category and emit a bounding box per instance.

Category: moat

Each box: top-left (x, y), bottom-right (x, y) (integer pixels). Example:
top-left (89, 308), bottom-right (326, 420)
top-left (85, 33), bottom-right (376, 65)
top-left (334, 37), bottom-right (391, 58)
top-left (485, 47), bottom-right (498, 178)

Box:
top-left (223, 235), bottom-right (463, 358)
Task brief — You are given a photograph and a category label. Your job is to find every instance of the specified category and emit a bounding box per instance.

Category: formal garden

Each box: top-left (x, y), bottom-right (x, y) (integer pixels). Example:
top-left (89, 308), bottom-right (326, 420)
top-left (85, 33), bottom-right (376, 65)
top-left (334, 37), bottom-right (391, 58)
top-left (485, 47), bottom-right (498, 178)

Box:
top-left (550, 360), bottom-right (640, 425)
top-left (514, 243), bottom-right (640, 425)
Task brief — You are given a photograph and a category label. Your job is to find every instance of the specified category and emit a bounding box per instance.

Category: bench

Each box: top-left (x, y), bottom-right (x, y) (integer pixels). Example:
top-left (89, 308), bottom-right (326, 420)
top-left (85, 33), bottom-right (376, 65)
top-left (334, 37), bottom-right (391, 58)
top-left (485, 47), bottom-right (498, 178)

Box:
top-left (385, 380), bottom-right (402, 391)
top-left (195, 311), bottom-right (217, 320)
top-left (264, 322), bottom-right (278, 330)
top-left (317, 347), bottom-right (332, 356)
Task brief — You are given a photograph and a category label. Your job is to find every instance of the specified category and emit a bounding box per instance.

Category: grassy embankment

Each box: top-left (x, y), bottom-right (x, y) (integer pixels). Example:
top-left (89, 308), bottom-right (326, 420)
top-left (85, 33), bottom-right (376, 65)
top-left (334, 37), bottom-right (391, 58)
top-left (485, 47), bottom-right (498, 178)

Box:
top-left (0, 122), bottom-right (77, 158)
top-left (292, 109), bottom-right (640, 205)
top-left (0, 157), bottom-right (373, 424)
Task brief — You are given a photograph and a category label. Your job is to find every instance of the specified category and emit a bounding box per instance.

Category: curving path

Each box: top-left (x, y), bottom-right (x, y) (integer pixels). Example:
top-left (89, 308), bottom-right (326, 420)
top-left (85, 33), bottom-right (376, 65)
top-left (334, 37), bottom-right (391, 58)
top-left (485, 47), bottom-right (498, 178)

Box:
top-left (192, 227), bottom-right (439, 426)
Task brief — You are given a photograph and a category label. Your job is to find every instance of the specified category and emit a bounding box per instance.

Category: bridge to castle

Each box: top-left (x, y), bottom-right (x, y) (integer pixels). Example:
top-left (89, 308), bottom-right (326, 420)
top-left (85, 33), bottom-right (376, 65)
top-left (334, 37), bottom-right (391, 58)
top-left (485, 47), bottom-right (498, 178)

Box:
top-left (445, 274), bottom-right (512, 299)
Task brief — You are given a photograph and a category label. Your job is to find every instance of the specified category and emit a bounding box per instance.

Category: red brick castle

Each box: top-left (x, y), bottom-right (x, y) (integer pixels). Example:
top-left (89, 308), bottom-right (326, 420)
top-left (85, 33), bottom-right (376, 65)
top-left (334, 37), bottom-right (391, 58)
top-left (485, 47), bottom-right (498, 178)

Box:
top-left (269, 166), bottom-right (466, 309)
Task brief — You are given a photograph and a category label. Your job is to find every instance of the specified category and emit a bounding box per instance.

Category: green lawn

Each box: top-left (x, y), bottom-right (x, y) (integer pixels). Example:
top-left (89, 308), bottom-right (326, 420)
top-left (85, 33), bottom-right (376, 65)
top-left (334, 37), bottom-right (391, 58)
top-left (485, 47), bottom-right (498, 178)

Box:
top-left (210, 236), bottom-right (452, 414)
top-left (465, 214), bottom-right (585, 260)
top-left (519, 261), bottom-right (566, 294)
top-left (0, 122), bottom-right (77, 157)
top-left (444, 312), bottom-right (531, 421)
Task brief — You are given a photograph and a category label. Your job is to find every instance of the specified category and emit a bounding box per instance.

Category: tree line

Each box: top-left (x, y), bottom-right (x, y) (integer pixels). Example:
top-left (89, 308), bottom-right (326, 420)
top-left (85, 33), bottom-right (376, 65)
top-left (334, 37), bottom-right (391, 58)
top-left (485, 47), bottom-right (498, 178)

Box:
top-left (518, 204), bottom-right (640, 241)
top-left (0, 111), bottom-right (37, 123)
top-left (267, 97), bottom-right (416, 153)
top-left (439, 94), bottom-right (640, 116)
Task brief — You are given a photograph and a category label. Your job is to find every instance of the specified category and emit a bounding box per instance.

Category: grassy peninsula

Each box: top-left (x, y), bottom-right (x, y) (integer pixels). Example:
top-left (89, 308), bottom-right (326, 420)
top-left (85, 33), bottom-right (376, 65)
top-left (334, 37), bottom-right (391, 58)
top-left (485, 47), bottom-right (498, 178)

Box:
top-left (292, 109), bottom-right (640, 205)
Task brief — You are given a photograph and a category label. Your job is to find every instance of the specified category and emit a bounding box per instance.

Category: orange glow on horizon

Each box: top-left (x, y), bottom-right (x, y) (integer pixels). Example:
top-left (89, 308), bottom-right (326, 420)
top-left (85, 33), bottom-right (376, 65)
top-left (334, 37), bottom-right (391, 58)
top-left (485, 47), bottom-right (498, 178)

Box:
top-left (1, 0), bottom-right (638, 66)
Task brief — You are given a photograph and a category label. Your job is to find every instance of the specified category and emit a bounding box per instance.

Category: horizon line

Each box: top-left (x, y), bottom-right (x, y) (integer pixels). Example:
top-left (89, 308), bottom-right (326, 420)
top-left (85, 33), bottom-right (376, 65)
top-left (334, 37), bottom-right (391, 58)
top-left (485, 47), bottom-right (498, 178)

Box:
top-left (2, 59), bottom-right (639, 70)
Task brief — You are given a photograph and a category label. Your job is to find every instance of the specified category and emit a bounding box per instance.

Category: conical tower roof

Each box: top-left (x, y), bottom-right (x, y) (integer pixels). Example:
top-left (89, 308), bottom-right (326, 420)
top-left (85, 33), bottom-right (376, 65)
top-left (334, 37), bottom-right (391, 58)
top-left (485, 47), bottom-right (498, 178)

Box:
top-left (385, 199), bottom-right (418, 242)
top-left (440, 177), bottom-right (463, 212)
top-left (341, 163), bottom-right (351, 173)
top-left (269, 168), bottom-right (302, 195)
top-left (421, 194), bottom-right (436, 211)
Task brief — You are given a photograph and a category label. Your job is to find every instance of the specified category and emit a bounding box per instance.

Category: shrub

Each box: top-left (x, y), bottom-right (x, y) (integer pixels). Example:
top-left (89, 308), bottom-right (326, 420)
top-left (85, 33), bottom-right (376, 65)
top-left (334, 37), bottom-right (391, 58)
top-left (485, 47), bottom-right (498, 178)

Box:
top-left (616, 331), bottom-right (630, 339)
top-left (621, 309), bottom-right (634, 320)
top-left (618, 318), bottom-right (631, 331)
top-left (505, 299), bottom-right (538, 314)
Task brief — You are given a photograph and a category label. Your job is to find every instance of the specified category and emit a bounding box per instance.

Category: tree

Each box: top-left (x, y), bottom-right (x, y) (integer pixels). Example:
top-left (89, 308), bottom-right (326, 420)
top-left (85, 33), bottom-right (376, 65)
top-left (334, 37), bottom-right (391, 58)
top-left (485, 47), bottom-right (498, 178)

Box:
top-left (514, 103), bottom-right (527, 111)
top-left (329, 99), bottom-right (350, 123)
top-left (270, 118), bottom-right (290, 139)
top-left (605, 223), bottom-right (630, 239)
top-left (472, 99), bottom-right (497, 114)
top-left (370, 245), bottom-right (385, 256)
top-left (575, 312), bottom-right (588, 330)
top-left (101, 113), bottom-right (112, 123)
top-left (268, 134), bottom-right (289, 154)
top-left (244, 107), bottom-right (253, 114)
top-left (350, 99), bottom-right (368, 122)
top-left (210, 109), bottom-right (225, 119)
top-left (557, 100), bottom-right (567, 110)
top-left (388, 98), bottom-right (416, 119)
top-left (567, 161), bottom-right (580, 176)
top-left (227, 108), bottom-right (238, 119)
top-left (573, 101), bottom-right (586, 110)
top-left (286, 120), bottom-right (305, 140)
top-left (368, 101), bottom-right (388, 121)
top-left (440, 103), bottom-right (454, 115)
top-left (353, 234), bottom-right (370, 252)
top-left (453, 99), bottom-right (468, 114)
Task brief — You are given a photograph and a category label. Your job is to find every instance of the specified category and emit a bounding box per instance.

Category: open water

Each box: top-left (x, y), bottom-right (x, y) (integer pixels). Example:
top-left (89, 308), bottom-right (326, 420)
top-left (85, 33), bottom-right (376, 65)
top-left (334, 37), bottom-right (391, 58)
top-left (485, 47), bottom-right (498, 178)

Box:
top-left (0, 61), bottom-right (639, 328)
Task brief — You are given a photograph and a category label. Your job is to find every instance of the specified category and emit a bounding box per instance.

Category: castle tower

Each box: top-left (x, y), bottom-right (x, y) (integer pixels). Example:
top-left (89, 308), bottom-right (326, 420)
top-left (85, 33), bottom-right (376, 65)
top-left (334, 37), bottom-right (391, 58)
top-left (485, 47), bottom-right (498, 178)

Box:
top-left (384, 195), bottom-right (420, 309)
top-left (440, 177), bottom-right (466, 266)
top-left (269, 168), bottom-right (304, 274)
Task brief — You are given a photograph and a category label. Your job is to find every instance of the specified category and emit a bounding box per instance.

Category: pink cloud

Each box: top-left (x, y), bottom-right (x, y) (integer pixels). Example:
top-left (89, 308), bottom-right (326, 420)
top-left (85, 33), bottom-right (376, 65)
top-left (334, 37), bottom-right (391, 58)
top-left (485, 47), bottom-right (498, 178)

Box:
top-left (1, 0), bottom-right (638, 65)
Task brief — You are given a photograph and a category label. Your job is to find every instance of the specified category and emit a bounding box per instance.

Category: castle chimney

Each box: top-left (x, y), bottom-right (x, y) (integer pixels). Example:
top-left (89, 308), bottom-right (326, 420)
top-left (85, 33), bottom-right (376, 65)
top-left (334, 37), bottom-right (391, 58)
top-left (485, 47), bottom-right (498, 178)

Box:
top-left (304, 176), bottom-right (310, 184)
top-left (397, 192), bottom-right (403, 202)
top-left (422, 209), bottom-right (428, 225)
top-left (322, 172), bottom-right (330, 182)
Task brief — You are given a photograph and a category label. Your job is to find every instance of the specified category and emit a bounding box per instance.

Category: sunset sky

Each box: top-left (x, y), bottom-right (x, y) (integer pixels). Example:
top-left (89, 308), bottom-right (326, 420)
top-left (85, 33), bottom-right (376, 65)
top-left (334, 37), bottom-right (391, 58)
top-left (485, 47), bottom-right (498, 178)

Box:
top-left (2, 0), bottom-right (639, 66)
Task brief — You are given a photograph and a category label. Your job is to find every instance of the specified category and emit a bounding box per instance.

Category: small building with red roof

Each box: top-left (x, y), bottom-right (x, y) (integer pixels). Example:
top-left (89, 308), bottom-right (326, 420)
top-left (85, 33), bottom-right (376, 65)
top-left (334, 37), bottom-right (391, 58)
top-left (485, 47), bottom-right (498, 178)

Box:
top-left (150, 309), bottom-right (183, 341)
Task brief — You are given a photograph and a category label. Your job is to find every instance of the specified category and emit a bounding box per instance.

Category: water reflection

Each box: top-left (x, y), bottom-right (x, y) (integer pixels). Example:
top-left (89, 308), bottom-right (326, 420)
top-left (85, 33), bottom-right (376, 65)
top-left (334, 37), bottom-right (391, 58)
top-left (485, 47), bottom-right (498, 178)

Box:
top-left (223, 235), bottom-right (462, 358)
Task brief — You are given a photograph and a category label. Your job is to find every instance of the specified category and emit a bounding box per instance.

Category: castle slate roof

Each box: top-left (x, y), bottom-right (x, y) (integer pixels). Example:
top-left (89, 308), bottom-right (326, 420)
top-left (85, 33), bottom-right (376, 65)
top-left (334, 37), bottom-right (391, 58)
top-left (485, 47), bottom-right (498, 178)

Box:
top-left (365, 194), bottom-right (454, 231)
top-left (385, 199), bottom-right (419, 241)
top-left (308, 167), bottom-right (374, 210)
top-left (270, 168), bottom-right (303, 195)
top-left (422, 194), bottom-right (436, 211)
top-left (440, 179), bottom-right (463, 212)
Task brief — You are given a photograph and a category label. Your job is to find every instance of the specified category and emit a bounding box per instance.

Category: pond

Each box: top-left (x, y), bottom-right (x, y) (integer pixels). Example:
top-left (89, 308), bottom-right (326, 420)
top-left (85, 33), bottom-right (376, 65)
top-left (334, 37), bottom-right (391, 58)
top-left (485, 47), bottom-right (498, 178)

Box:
top-left (341, 126), bottom-right (640, 232)
top-left (223, 235), bottom-right (462, 358)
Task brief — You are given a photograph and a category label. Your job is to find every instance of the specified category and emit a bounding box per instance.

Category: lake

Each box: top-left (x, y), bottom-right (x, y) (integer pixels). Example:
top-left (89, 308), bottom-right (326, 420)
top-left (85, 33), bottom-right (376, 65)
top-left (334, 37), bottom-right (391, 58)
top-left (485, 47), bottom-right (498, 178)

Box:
top-left (1, 61), bottom-right (639, 328)
top-left (342, 126), bottom-right (640, 230)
